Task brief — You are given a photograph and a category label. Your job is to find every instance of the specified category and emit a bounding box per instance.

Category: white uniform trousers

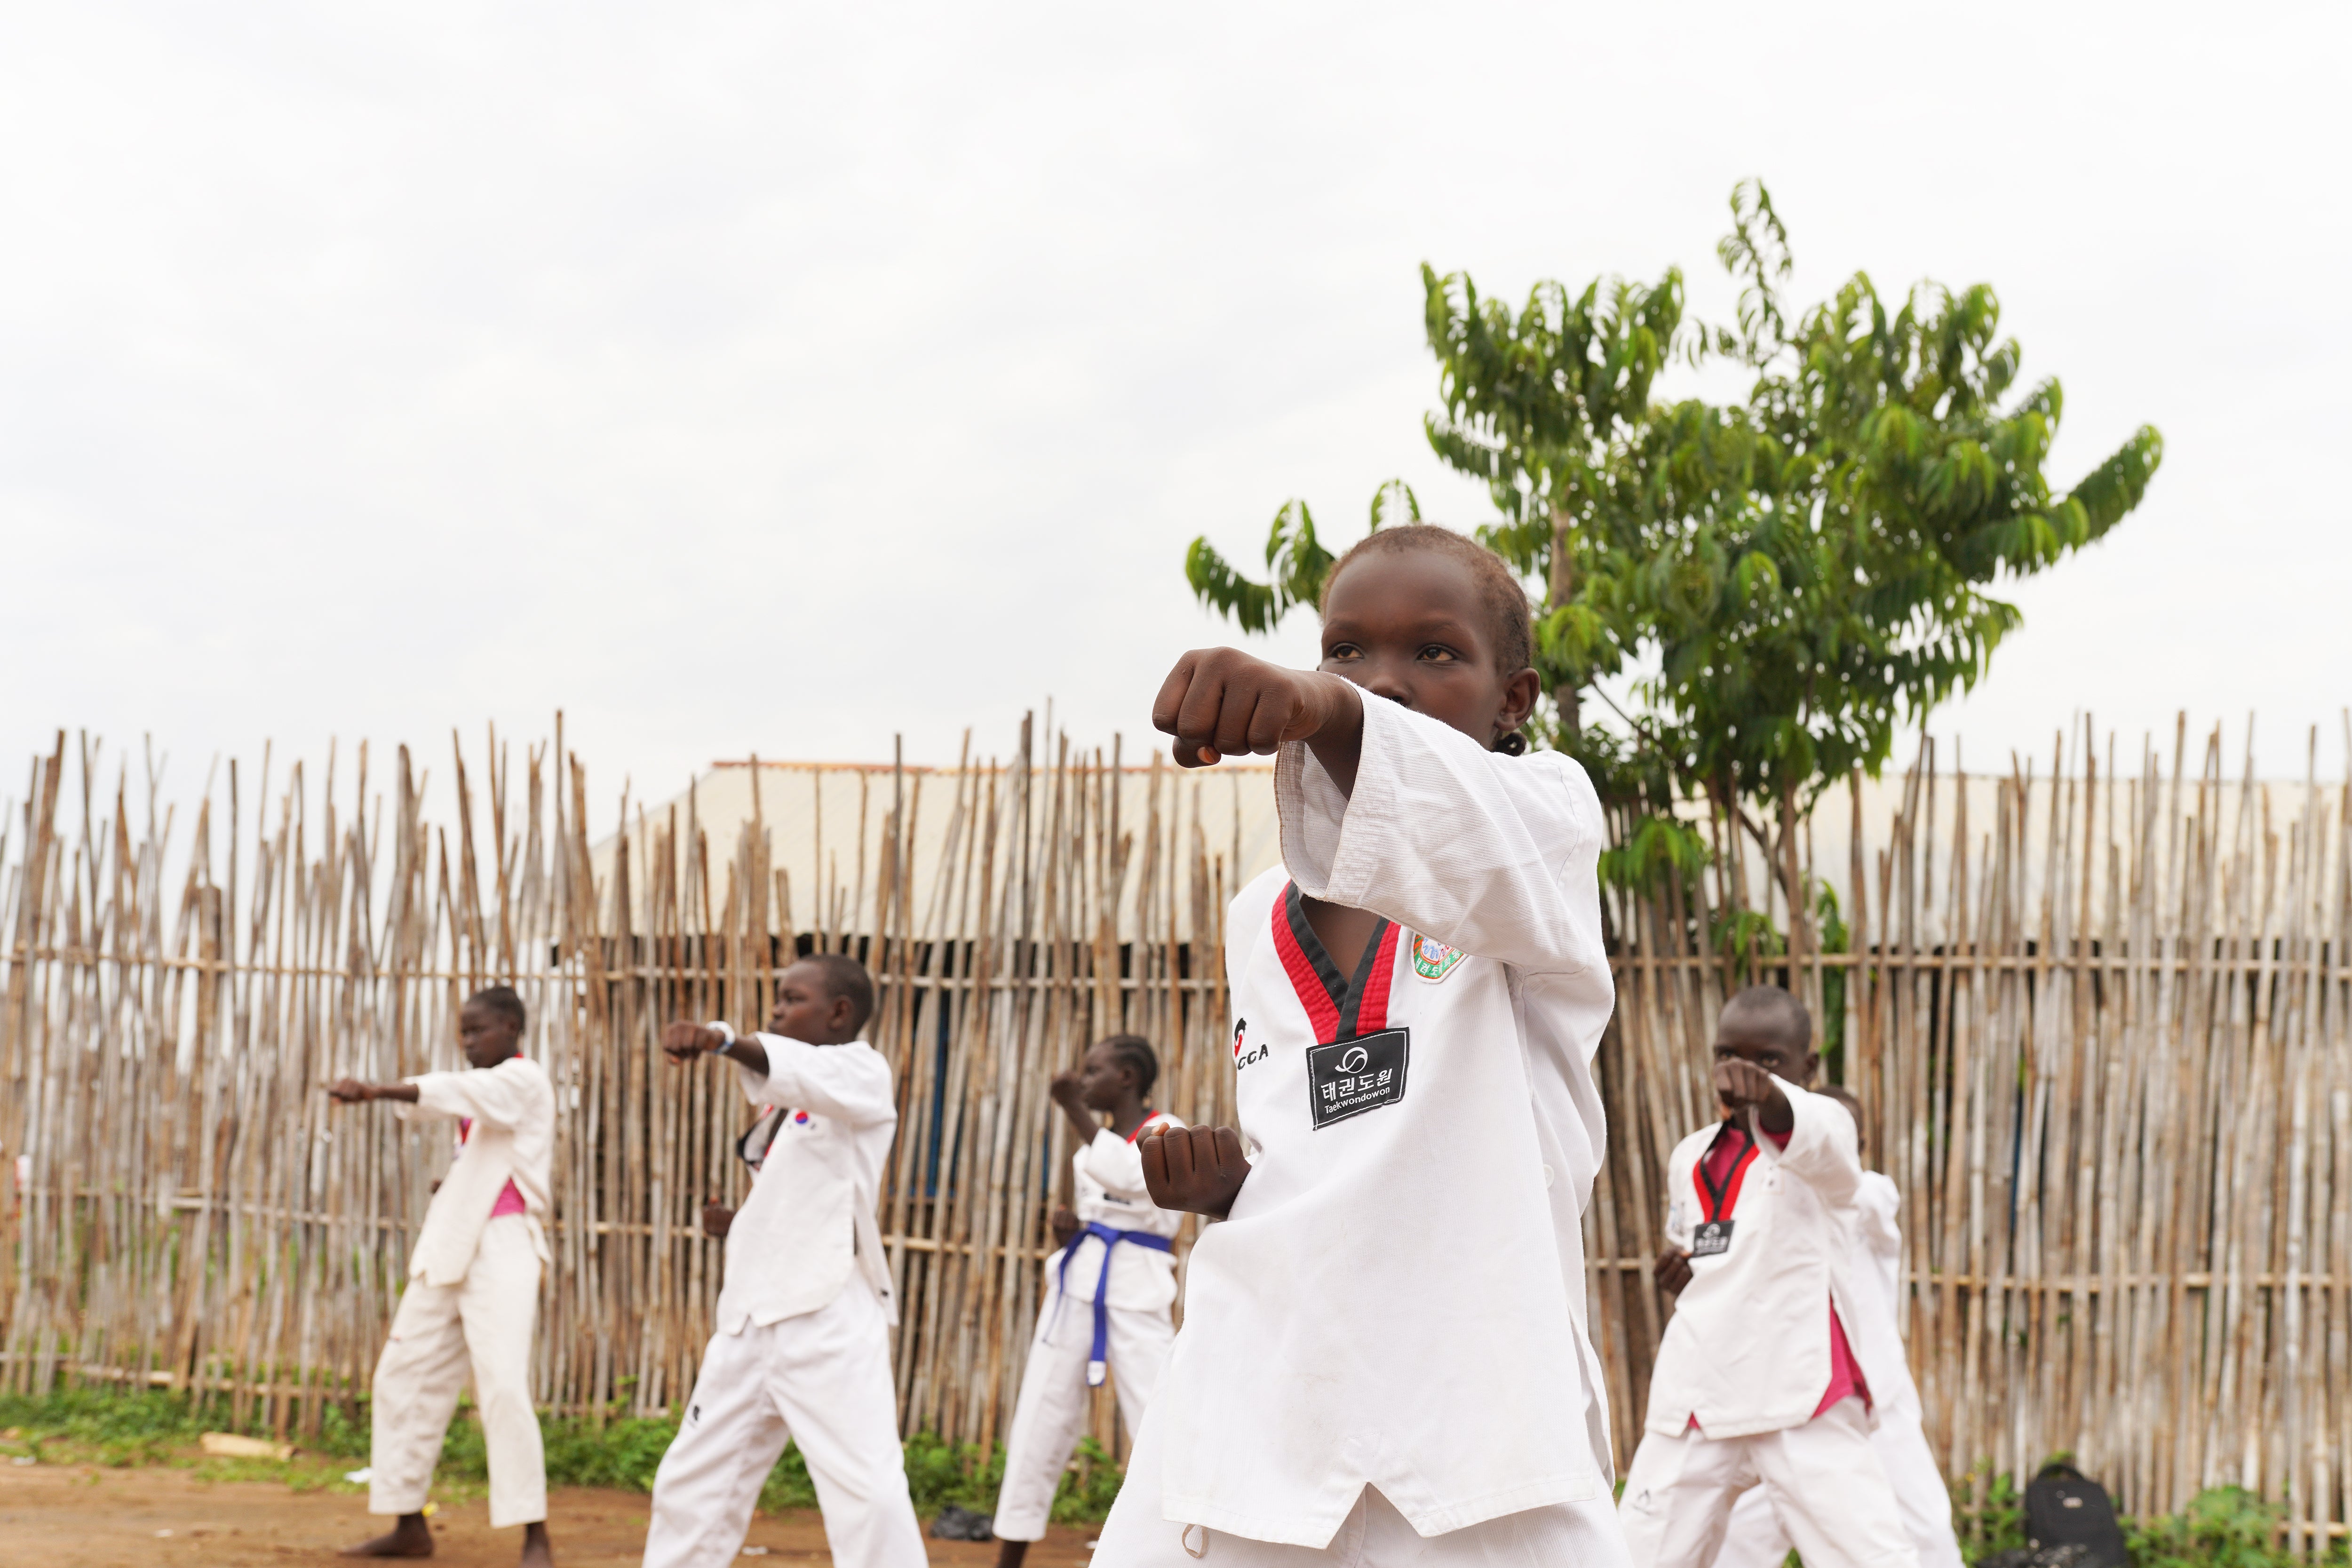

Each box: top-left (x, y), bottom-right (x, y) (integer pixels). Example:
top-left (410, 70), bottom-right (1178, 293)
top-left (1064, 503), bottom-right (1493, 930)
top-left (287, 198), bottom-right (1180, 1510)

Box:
top-left (1618, 1399), bottom-right (1917, 1568)
top-left (992, 1285), bottom-right (1173, 1540)
top-left (642, 1277), bottom-right (926, 1568)
top-left (369, 1214), bottom-right (547, 1528)
top-left (1095, 1401), bottom-right (1631, 1568)
top-left (1707, 1411), bottom-right (1962, 1568)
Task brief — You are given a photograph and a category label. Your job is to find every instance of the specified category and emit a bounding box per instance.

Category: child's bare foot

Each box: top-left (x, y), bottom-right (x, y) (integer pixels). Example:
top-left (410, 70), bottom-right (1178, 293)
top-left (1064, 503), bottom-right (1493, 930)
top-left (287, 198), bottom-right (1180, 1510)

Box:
top-left (520, 1522), bottom-right (554, 1568)
top-left (339, 1513), bottom-right (434, 1557)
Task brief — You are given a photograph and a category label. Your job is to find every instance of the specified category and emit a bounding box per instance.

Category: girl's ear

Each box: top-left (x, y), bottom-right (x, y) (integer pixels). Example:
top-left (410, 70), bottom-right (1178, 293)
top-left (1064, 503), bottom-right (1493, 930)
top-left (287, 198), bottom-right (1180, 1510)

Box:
top-left (1493, 668), bottom-right (1541, 745)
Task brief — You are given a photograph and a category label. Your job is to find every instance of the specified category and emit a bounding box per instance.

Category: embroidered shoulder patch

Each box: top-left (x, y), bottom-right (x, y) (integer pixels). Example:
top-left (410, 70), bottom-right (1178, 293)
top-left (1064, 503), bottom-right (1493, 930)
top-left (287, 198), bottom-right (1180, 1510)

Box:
top-left (1408, 931), bottom-right (1466, 982)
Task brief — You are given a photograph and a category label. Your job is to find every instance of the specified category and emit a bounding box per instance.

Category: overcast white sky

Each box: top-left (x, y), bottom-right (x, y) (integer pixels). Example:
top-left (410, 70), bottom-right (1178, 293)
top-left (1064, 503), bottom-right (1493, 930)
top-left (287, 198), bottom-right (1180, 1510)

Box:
top-left (5, 2), bottom-right (2346, 838)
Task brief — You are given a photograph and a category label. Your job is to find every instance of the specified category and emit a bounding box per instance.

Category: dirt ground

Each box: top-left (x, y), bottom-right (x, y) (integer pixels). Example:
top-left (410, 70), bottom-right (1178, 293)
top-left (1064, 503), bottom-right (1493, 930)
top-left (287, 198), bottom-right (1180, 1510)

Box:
top-left (0, 1464), bottom-right (1103, 1568)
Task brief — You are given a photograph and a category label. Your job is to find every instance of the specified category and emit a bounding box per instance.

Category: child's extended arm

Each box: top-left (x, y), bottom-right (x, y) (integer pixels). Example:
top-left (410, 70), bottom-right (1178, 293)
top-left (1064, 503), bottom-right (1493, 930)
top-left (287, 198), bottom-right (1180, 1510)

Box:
top-left (1049, 1069), bottom-right (1103, 1151)
top-left (327, 1079), bottom-right (421, 1105)
top-left (1152, 648), bottom-right (1364, 787)
top-left (661, 1021), bottom-right (894, 1126)
top-left (1719, 1068), bottom-right (1862, 1204)
top-left (1155, 649), bottom-right (1603, 974)
top-left (662, 1021), bottom-right (772, 1077)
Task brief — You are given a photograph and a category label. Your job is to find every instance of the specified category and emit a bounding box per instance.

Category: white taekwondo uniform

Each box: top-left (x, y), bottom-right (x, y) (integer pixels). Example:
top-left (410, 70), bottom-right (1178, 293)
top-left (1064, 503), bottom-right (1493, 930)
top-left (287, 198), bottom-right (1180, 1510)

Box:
top-left (1708, 1170), bottom-right (1961, 1568)
top-left (1097, 693), bottom-right (1629, 1567)
top-left (1619, 1085), bottom-right (1917, 1568)
top-left (642, 1027), bottom-right (925, 1568)
top-left (371, 1052), bottom-right (555, 1530)
top-left (991, 1108), bottom-right (1186, 1542)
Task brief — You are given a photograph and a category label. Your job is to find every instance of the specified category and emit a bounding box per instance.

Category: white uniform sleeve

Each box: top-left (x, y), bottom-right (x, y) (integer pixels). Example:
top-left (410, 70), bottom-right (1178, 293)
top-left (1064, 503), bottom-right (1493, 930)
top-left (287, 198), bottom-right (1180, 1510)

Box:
top-left (1275, 692), bottom-right (1606, 974)
top-left (1760, 1082), bottom-right (1863, 1209)
top-left (404, 1056), bottom-right (548, 1130)
top-left (1076, 1115), bottom-right (1186, 1201)
top-left (735, 1033), bottom-right (898, 1129)
top-left (1078, 1130), bottom-right (1148, 1201)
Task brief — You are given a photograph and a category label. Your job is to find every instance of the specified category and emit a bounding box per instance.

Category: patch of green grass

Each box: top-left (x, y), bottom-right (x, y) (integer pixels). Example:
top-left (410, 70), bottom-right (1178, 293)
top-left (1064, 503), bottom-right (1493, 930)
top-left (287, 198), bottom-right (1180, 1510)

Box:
top-left (2123, 1486), bottom-right (2322, 1568)
top-left (1954, 1466), bottom-right (2336, 1568)
top-left (0, 1387), bottom-right (1128, 1524)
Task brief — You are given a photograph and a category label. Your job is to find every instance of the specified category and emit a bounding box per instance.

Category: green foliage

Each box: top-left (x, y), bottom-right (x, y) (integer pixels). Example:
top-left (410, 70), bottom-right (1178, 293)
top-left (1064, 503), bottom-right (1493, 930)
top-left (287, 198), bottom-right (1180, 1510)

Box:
top-left (0, 1387), bottom-right (1128, 1526)
top-left (1597, 813), bottom-right (1711, 896)
top-left (1184, 180), bottom-right (2161, 916)
top-left (2125, 1487), bottom-right (2300, 1568)
top-left (1959, 1468), bottom-right (2026, 1560)
top-left (1948, 1468), bottom-right (2313, 1568)
top-left (1186, 483), bottom-right (1422, 633)
top-left (1186, 499), bottom-right (1338, 634)
top-left (1049, 1438), bottom-right (1127, 1525)
top-left (0, 1388), bottom-right (205, 1468)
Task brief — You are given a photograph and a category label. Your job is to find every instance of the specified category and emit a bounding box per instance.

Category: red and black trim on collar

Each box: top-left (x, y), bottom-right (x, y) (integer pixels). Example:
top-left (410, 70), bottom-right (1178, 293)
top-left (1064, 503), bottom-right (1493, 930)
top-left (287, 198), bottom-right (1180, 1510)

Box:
top-left (1694, 1122), bottom-right (1762, 1221)
top-left (1271, 881), bottom-right (1402, 1045)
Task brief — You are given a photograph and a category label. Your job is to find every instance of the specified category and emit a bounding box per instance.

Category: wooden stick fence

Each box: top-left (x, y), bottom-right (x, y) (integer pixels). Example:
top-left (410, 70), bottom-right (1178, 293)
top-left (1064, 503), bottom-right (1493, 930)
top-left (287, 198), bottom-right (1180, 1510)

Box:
top-left (2, 716), bottom-right (2346, 1546)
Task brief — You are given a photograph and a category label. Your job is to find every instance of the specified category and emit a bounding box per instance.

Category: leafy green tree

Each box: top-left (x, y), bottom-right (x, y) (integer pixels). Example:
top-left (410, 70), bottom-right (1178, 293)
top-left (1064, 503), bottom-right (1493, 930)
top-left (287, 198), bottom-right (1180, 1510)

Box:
top-left (1186, 180), bottom-right (2161, 929)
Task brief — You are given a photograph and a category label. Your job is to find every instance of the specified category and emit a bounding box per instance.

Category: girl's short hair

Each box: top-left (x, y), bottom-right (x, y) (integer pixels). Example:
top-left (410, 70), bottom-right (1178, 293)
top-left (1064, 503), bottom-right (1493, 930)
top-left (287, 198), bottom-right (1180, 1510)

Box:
top-left (1099, 1034), bottom-right (1159, 1098)
top-left (1318, 524), bottom-right (1535, 674)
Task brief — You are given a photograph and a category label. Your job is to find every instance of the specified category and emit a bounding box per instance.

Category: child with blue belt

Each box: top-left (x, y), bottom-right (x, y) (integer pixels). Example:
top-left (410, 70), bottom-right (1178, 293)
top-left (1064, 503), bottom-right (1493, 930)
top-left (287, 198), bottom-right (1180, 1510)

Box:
top-left (989, 1036), bottom-right (1184, 1566)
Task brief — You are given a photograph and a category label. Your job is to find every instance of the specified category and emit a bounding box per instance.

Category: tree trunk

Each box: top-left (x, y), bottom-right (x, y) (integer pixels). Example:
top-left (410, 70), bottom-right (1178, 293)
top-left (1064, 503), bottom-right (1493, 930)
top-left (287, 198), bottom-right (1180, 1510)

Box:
top-left (1547, 506), bottom-right (1581, 740)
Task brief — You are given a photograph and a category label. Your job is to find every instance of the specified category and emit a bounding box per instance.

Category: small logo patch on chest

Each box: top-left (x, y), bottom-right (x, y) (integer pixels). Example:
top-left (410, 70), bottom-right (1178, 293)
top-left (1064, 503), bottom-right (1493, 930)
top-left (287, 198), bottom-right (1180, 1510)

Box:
top-left (1304, 1028), bottom-right (1409, 1128)
top-left (1408, 932), bottom-right (1466, 982)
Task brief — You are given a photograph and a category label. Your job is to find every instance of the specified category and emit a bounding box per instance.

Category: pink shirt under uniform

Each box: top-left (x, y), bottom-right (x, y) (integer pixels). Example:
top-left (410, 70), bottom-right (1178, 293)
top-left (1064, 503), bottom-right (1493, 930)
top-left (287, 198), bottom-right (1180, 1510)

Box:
top-left (460, 1118), bottom-right (529, 1218)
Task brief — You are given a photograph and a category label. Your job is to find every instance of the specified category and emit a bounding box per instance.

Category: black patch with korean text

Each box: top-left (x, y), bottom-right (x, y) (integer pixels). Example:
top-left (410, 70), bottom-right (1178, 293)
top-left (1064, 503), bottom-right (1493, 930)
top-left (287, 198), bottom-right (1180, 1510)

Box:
top-left (1305, 1028), bottom-right (1409, 1129)
top-left (1690, 1218), bottom-right (1735, 1258)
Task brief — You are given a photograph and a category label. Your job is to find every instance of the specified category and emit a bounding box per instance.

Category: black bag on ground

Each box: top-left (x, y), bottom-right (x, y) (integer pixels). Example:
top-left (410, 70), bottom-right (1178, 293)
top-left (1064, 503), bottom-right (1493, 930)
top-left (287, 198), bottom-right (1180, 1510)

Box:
top-left (2022, 1462), bottom-right (2128, 1568)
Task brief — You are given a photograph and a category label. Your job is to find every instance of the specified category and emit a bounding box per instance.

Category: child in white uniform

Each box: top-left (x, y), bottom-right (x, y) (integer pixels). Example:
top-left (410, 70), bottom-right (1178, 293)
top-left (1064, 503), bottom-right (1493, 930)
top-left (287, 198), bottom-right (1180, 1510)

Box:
top-left (991, 1035), bottom-right (1184, 1565)
top-left (1620, 988), bottom-right (1916, 1568)
top-left (641, 955), bottom-right (927, 1568)
top-left (329, 985), bottom-right (556, 1568)
top-left (1707, 1088), bottom-right (1962, 1568)
top-left (1106, 524), bottom-right (1629, 1566)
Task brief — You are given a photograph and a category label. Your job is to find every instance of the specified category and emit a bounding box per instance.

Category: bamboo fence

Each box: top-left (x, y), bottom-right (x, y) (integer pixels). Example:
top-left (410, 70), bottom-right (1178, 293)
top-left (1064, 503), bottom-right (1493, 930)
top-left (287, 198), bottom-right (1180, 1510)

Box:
top-left (3, 717), bottom-right (2349, 1545)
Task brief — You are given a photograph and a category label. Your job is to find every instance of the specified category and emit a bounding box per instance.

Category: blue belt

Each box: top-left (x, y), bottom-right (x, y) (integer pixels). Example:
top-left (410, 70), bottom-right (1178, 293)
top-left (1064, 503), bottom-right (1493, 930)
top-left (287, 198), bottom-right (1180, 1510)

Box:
top-left (1052, 1221), bottom-right (1175, 1387)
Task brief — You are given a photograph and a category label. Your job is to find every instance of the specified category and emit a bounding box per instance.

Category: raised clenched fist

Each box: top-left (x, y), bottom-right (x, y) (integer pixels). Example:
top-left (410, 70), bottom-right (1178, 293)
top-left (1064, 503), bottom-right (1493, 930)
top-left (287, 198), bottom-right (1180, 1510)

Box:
top-left (1151, 648), bottom-right (1354, 768)
top-left (661, 1020), bottom-right (726, 1064)
top-left (1139, 1124), bottom-right (1250, 1219)
top-left (1713, 1058), bottom-right (1784, 1121)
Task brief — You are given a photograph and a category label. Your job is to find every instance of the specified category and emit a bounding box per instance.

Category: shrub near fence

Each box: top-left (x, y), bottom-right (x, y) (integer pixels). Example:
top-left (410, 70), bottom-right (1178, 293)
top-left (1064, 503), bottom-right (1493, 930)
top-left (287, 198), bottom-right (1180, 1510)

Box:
top-left (4, 719), bottom-right (2351, 1552)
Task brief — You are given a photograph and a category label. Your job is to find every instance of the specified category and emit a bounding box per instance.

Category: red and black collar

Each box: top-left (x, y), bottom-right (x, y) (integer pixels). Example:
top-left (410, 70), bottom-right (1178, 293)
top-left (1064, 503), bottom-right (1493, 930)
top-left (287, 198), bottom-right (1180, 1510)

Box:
top-left (1271, 880), bottom-right (1402, 1045)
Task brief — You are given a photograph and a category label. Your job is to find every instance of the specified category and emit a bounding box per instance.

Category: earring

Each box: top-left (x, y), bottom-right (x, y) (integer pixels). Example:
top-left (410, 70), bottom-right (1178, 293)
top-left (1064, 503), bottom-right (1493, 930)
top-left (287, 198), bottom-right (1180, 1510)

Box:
top-left (1495, 730), bottom-right (1528, 756)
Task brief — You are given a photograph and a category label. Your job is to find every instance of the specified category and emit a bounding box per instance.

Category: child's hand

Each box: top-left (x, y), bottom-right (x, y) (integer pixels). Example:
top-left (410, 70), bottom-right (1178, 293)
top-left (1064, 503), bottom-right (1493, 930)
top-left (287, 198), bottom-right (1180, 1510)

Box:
top-left (326, 1078), bottom-right (373, 1104)
top-left (1653, 1247), bottom-right (1692, 1297)
top-left (1049, 1068), bottom-right (1087, 1112)
top-left (1713, 1058), bottom-right (1789, 1129)
top-left (661, 1021), bottom-right (725, 1063)
top-left (1152, 649), bottom-right (1356, 768)
top-left (701, 1200), bottom-right (735, 1240)
top-left (1140, 1124), bottom-right (1249, 1218)
top-left (1049, 1206), bottom-right (1082, 1250)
